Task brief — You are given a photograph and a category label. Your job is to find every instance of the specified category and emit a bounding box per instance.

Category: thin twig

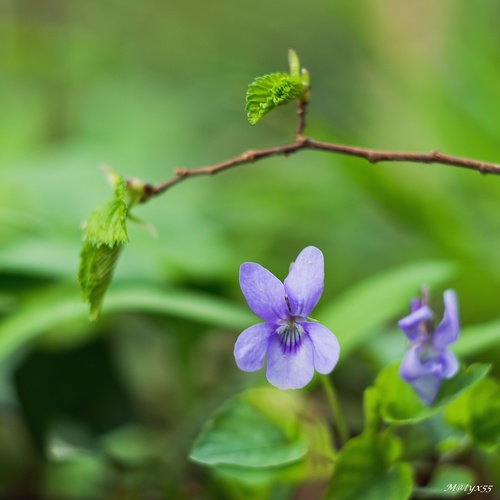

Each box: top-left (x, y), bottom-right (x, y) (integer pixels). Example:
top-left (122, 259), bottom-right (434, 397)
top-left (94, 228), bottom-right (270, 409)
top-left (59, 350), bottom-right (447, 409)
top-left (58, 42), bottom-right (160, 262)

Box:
top-left (295, 99), bottom-right (308, 139)
top-left (140, 103), bottom-right (500, 202)
top-left (304, 139), bottom-right (500, 174)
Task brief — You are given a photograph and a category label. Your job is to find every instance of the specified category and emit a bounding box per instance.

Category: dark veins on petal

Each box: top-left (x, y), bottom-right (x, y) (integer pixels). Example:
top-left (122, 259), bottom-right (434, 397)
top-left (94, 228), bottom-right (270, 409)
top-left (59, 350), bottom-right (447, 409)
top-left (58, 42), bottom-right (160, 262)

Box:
top-left (277, 321), bottom-right (305, 353)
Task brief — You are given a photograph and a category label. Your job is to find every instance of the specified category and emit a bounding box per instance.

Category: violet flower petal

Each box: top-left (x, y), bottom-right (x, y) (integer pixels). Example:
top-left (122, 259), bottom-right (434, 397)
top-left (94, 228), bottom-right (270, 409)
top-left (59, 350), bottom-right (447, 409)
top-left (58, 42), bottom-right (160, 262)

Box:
top-left (439, 348), bottom-right (459, 378)
top-left (234, 322), bottom-right (275, 372)
top-left (400, 345), bottom-right (431, 381)
top-left (239, 263), bottom-right (290, 322)
top-left (410, 298), bottom-right (422, 313)
top-left (305, 322), bottom-right (340, 374)
top-left (400, 345), bottom-right (459, 405)
top-left (266, 334), bottom-right (314, 389)
top-left (409, 374), bottom-right (442, 405)
top-left (433, 290), bottom-right (459, 348)
top-left (284, 246), bottom-right (324, 317)
top-left (398, 305), bottom-right (433, 342)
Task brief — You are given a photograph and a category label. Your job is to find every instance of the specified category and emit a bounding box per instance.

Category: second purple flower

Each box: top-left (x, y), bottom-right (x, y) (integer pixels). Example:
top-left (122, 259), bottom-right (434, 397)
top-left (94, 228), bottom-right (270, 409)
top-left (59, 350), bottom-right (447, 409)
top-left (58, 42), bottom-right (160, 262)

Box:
top-left (234, 246), bottom-right (340, 390)
top-left (399, 289), bottom-right (460, 405)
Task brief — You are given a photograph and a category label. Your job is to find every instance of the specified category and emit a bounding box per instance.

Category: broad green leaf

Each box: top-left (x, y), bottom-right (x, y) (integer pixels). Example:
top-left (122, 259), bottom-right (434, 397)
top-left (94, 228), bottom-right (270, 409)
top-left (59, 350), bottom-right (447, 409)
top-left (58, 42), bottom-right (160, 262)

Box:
top-left (316, 260), bottom-right (456, 359)
top-left (375, 362), bottom-right (490, 424)
top-left (326, 433), bottom-right (413, 500)
top-left (213, 415), bottom-right (334, 487)
top-left (104, 285), bottom-right (255, 329)
top-left (454, 319), bottom-right (500, 357)
top-left (432, 363), bottom-right (490, 407)
top-left (78, 242), bottom-right (123, 320)
top-left (443, 388), bottom-right (470, 433)
top-left (445, 377), bottom-right (500, 451)
top-left (414, 465), bottom-right (476, 498)
top-left (246, 73), bottom-right (304, 125)
top-left (190, 388), bottom-right (334, 488)
top-left (213, 464), bottom-right (295, 490)
top-left (0, 284), bottom-right (254, 363)
top-left (375, 363), bottom-right (435, 424)
top-left (232, 389), bottom-right (335, 482)
top-left (363, 386), bottom-right (381, 434)
top-left (0, 239), bottom-right (83, 279)
top-left (190, 389), bottom-right (309, 468)
top-left (0, 288), bottom-right (90, 363)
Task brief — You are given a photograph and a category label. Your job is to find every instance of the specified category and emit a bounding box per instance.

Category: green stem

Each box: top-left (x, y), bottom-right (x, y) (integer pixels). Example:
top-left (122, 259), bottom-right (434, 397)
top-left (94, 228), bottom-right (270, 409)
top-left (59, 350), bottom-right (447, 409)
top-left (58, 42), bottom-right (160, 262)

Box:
top-left (321, 374), bottom-right (349, 446)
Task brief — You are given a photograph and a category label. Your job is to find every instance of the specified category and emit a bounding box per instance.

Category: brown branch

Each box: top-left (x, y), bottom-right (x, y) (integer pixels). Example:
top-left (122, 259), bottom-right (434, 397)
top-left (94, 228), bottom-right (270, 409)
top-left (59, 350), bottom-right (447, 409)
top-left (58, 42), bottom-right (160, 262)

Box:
top-left (295, 99), bottom-right (308, 139)
top-left (304, 139), bottom-right (500, 174)
top-left (140, 103), bottom-right (500, 202)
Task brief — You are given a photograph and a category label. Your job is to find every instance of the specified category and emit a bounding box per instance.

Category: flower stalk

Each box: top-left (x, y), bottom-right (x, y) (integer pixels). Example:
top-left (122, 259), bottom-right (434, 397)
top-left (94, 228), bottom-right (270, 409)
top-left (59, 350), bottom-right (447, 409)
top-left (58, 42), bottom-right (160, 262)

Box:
top-left (321, 374), bottom-right (349, 447)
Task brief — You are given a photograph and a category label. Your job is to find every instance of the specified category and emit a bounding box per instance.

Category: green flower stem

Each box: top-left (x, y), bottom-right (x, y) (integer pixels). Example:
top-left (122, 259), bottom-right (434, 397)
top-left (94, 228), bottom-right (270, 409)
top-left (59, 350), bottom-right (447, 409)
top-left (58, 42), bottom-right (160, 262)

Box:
top-left (321, 374), bottom-right (349, 446)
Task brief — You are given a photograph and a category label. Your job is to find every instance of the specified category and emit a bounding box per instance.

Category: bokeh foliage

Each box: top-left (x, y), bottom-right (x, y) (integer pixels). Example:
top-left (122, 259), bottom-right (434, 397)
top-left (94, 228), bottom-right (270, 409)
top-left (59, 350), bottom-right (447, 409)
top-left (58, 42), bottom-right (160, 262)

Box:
top-left (1, 0), bottom-right (500, 497)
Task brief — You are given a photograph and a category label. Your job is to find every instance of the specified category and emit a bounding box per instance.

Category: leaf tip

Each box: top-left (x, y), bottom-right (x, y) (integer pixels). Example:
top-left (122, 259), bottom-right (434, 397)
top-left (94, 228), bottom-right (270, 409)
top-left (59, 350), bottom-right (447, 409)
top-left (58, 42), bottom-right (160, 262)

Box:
top-left (288, 49), bottom-right (300, 77)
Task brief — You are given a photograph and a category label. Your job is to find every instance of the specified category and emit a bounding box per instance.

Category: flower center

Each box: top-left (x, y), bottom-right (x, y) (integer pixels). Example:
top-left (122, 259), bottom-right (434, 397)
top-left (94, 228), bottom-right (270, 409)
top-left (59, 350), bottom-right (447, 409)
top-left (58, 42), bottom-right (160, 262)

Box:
top-left (276, 320), bottom-right (305, 352)
top-left (418, 343), bottom-right (439, 363)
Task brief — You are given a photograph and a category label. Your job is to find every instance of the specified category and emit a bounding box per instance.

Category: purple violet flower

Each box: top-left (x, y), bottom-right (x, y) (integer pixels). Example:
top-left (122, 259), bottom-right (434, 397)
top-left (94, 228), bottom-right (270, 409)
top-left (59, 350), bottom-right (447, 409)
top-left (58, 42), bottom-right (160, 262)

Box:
top-left (398, 289), bottom-right (460, 405)
top-left (234, 246), bottom-right (340, 390)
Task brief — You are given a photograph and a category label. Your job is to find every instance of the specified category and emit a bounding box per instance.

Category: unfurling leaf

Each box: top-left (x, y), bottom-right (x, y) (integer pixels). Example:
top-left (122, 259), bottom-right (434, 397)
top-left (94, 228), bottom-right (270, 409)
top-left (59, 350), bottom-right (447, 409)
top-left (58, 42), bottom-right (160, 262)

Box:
top-left (79, 242), bottom-right (124, 321)
top-left (78, 173), bottom-right (130, 320)
top-left (288, 49), bottom-right (301, 77)
top-left (246, 73), bottom-right (305, 125)
top-left (84, 177), bottom-right (128, 246)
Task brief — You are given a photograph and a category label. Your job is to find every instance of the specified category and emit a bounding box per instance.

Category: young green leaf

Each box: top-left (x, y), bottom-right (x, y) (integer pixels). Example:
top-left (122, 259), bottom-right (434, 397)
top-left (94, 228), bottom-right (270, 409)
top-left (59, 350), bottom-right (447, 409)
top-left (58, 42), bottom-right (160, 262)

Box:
top-left (246, 73), bottom-right (304, 125)
top-left (78, 242), bottom-right (124, 321)
top-left (78, 173), bottom-right (130, 320)
top-left (288, 49), bottom-right (301, 77)
top-left (84, 177), bottom-right (128, 247)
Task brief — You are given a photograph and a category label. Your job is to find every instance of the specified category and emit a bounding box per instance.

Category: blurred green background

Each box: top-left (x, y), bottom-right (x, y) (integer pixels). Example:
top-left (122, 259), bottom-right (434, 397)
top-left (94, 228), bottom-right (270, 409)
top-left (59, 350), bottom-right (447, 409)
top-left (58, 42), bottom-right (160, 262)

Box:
top-left (1, 0), bottom-right (500, 497)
